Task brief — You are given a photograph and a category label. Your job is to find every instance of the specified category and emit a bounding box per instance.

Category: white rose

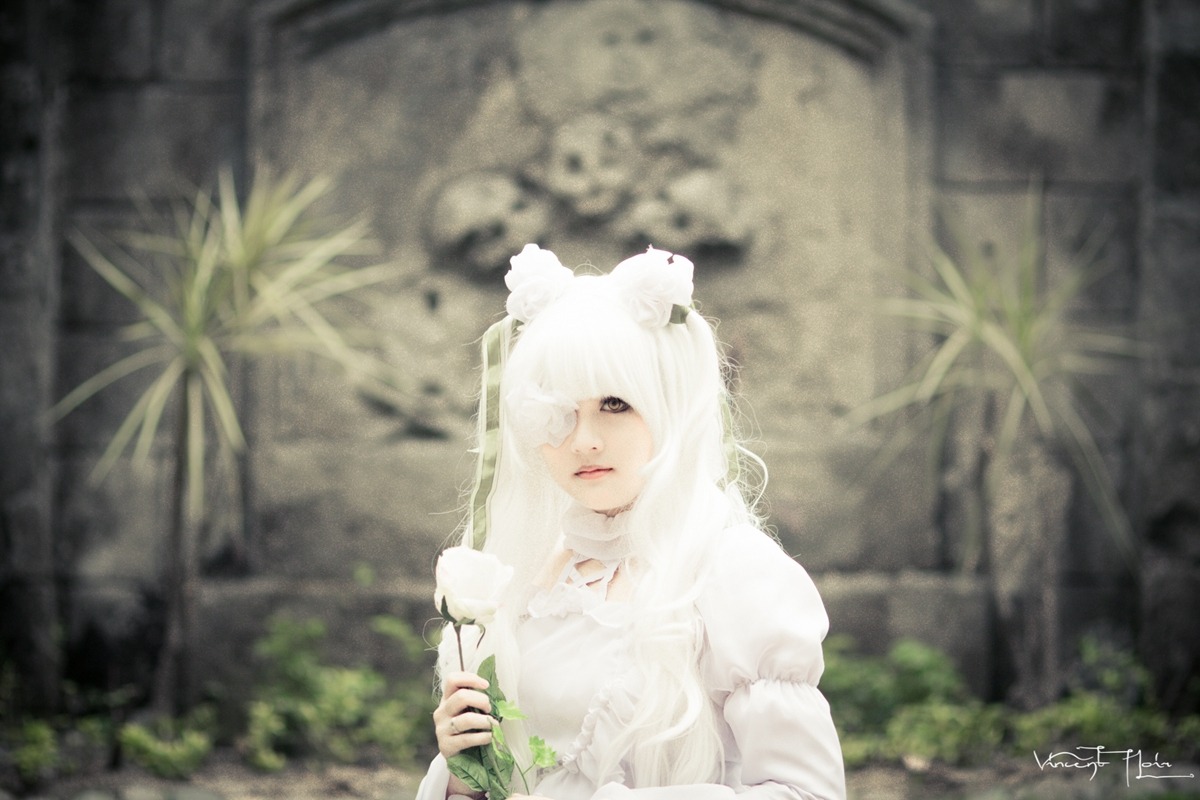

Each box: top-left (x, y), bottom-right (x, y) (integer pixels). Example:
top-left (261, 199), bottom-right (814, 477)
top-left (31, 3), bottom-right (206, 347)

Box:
top-left (506, 384), bottom-right (579, 448)
top-left (434, 546), bottom-right (515, 626)
top-left (504, 243), bottom-right (574, 322)
top-left (610, 246), bottom-right (694, 328)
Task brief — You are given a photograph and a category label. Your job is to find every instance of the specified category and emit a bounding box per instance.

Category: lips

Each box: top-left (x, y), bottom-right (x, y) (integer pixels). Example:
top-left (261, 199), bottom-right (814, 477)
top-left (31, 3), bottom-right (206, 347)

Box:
top-left (575, 466), bottom-right (612, 479)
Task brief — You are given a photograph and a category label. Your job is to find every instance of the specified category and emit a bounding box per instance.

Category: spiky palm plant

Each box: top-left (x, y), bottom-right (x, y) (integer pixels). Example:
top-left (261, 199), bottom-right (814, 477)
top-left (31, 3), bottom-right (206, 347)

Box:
top-left (847, 185), bottom-right (1142, 705)
top-left (52, 167), bottom-right (404, 714)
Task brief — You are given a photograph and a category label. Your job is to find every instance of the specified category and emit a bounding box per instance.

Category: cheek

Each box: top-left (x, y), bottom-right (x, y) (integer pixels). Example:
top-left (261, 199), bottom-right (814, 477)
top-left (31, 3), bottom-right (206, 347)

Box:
top-left (538, 443), bottom-right (562, 472)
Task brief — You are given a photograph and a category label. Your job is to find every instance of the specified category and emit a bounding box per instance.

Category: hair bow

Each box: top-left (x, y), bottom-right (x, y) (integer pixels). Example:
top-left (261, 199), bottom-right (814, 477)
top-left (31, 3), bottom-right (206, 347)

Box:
top-left (610, 246), bottom-right (695, 328)
top-left (505, 244), bottom-right (574, 323)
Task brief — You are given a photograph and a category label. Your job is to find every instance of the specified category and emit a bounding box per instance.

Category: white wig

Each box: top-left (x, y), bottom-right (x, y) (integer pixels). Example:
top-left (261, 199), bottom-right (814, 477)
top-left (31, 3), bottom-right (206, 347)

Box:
top-left (440, 248), bottom-right (765, 787)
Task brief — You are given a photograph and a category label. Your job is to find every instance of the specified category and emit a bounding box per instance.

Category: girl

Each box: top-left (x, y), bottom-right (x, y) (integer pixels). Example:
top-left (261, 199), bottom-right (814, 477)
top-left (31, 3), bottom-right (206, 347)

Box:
top-left (418, 244), bottom-right (845, 800)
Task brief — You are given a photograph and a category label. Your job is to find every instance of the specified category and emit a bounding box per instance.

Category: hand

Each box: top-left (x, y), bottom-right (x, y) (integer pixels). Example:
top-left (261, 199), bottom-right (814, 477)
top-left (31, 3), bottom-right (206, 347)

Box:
top-left (433, 670), bottom-right (494, 761)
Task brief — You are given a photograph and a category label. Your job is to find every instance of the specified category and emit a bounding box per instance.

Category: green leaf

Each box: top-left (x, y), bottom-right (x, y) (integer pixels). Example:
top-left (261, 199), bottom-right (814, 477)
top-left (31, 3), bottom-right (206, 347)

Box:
top-left (447, 749), bottom-right (489, 795)
top-left (529, 735), bottom-right (558, 769)
top-left (495, 699), bottom-right (526, 721)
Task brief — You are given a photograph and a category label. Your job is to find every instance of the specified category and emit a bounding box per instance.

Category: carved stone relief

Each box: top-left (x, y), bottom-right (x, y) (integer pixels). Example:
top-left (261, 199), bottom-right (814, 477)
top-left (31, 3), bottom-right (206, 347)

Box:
top-left (251, 0), bottom-right (932, 574)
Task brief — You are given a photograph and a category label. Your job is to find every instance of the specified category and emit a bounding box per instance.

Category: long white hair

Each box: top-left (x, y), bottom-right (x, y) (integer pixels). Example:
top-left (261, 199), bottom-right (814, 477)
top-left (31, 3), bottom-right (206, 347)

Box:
top-left (439, 266), bottom-right (764, 786)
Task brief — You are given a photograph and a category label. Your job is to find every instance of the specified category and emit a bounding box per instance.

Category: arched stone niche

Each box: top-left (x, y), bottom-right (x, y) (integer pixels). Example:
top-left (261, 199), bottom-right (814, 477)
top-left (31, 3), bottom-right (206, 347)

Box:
top-left (247, 0), bottom-right (935, 578)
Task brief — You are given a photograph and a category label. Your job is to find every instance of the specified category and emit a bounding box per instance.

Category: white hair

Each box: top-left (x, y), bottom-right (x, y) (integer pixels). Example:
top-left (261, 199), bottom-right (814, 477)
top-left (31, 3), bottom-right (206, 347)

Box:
top-left (439, 270), bottom-right (766, 786)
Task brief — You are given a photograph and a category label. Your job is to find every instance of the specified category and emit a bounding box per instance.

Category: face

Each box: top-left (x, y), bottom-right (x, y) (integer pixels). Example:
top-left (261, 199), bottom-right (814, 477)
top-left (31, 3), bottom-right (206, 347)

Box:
top-left (539, 396), bottom-right (654, 516)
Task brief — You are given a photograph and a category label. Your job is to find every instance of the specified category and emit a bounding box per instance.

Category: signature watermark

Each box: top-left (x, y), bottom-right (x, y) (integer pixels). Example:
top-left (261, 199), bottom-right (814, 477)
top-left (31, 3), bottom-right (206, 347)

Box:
top-left (1034, 746), bottom-right (1196, 786)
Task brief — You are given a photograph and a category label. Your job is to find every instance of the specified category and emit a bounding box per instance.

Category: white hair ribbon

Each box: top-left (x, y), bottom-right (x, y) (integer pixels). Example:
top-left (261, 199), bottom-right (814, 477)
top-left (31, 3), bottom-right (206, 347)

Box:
top-left (610, 245), bottom-right (695, 328)
top-left (504, 243), bottom-right (574, 323)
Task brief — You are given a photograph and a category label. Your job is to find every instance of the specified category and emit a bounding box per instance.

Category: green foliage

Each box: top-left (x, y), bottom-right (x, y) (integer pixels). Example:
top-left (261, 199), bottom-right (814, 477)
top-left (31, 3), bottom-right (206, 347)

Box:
top-left (242, 614), bottom-right (435, 771)
top-left (11, 721), bottom-right (59, 785)
top-left (825, 634), bottom-right (1196, 770)
top-left (118, 708), bottom-right (214, 779)
top-left (885, 701), bottom-right (1006, 765)
top-left (823, 635), bottom-right (965, 739)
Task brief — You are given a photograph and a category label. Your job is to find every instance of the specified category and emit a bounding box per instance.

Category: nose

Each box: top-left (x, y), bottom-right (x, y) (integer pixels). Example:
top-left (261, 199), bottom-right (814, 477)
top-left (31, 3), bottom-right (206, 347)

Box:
top-left (570, 411), bottom-right (603, 453)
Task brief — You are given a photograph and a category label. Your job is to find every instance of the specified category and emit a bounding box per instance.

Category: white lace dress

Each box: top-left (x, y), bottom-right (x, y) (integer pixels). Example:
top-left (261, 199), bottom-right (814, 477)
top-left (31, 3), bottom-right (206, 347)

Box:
top-left (415, 516), bottom-right (846, 800)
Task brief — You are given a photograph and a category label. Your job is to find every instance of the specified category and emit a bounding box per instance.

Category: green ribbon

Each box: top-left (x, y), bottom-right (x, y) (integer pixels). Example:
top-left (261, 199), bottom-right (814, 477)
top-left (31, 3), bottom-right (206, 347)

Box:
top-left (468, 317), bottom-right (512, 550)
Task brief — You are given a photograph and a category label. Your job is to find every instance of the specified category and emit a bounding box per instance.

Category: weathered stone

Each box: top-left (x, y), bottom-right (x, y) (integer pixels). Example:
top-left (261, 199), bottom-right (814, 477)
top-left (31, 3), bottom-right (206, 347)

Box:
top-left (1145, 209), bottom-right (1200, 366)
top-left (940, 73), bottom-right (1142, 183)
top-left (59, 207), bottom-right (152, 327)
top-left (1156, 56), bottom-right (1200, 195)
top-left (815, 572), bottom-right (892, 654)
top-left (888, 570), bottom-right (993, 697)
top-left (1045, 0), bottom-right (1141, 66)
top-left (66, 87), bottom-right (241, 201)
top-left (817, 570), bottom-right (993, 697)
top-left (251, 438), bottom-right (466, 580)
top-left (169, 787), bottom-right (225, 800)
top-left (514, 0), bottom-right (758, 133)
top-left (68, 0), bottom-right (153, 80)
top-left (69, 791), bottom-right (119, 800)
top-left (1135, 380), bottom-right (1200, 533)
top-left (161, 0), bottom-right (247, 80)
top-left (54, 332), bottom-right (167, 451)
top-left (1044, 191), bottom-right (1139, 318)
top-left (925, 0), bottom-right (1036, 66)
top-left (1159, 0), bottom-right (1200, 54)
top-left (55, 452), bottom-right (170, 585)
top-left (119, 786), bottom-right (169, 800)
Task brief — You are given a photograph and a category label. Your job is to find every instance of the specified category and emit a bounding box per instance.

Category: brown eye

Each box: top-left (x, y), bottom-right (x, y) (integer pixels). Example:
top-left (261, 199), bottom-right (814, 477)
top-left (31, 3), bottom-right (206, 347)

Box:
top-left (600, 396), bottom-right (631, 413)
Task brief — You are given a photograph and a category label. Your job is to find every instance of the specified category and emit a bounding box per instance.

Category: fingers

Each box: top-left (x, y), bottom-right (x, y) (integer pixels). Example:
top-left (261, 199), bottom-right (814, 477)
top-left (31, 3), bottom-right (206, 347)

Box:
top-left (440, 670), bottom-right (490, 700)
top-left (433, 670), bottom-right (495, 759)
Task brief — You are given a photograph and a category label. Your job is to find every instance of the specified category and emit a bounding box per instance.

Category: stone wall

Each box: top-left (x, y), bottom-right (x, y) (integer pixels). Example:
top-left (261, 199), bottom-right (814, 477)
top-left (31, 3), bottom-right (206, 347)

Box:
top-left (1, 0), bottom-right (1197, 709)
top-left (0, 0), bottom-right (66, 713)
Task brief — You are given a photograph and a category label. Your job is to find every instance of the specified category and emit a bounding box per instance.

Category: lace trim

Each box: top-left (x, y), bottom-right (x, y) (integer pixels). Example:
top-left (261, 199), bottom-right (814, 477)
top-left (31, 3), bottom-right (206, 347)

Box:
top-left (526, 553), bottom-right (629, 627)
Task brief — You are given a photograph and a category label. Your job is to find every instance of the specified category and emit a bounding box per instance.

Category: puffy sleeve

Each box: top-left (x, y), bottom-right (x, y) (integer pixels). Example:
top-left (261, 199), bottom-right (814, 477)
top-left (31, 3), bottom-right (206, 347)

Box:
top-left (696, 524), bottom-right (845, 800)
top-left (584, 527), bottom-right (845, 800)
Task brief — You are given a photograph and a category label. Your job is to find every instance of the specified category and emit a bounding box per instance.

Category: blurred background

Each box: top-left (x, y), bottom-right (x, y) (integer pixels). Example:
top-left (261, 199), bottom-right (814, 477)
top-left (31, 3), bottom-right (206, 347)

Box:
top-left (1, 0), bottom-right (1198, 794)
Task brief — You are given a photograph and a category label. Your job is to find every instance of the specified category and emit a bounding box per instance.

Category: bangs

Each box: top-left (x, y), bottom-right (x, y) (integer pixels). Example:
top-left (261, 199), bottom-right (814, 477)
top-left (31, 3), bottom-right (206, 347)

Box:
top-left (504, 278), bottom-right (665, 425)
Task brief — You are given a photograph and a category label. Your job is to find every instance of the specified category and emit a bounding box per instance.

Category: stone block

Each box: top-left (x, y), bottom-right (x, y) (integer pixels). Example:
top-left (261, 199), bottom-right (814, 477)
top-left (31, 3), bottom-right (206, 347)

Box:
top-left (936, 188), bottom-right (1138, 317)
top-left (161, 0), bottom-right (247, 80)
top-left (765, 441), bottom-right (868, 572)
top-left (1134, 381), bottom-right (1200, 524)
top-left (940, 72), bottom-right (1142, 184)
top-left (1045, 0), bottom-right (1142, 66)
top-left (926, 0), bottom-right (1036, 66)
top-left (1144, 209), bottom-right (1200, 366)
top-left (54, 332), bottom-right (167, 451)
top-left (68, 0), bottom-right (153, 80)
top-left (252, 438), bottom-right (467, 580)
top-left (887, 570), bottom-right (993, 696)
top-left (1159, 0), bottom-right (1200, 55)
top-left (1044, 191), bottom-right (1139, 318)
top-left (815, 572), bottom-right (892, 655)
top-left (55, 452), bottom-right (170, 584)
top-left (60, 207), bottom-right (150, 327)
top-left (816, 570), bottom-right (994, 697)
top-left (66, 86), bottom-right (241, 201)
top-left (1156, 56), bottom-right (1200, 195)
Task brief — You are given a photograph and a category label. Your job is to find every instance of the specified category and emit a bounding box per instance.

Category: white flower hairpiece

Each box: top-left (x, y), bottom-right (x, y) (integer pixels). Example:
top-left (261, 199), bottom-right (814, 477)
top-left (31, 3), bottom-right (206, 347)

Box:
top-left (610, 245), bottom-right (695, 328)
top-left (505, 384), bottom-right (579, 448)
top-left (505, 243), bottom-right (574, 323)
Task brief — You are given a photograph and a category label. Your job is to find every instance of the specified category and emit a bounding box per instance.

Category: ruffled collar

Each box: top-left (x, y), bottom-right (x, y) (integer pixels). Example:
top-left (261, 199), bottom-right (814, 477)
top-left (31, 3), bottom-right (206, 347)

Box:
top-left (561, 503), bottom-right (634, 562)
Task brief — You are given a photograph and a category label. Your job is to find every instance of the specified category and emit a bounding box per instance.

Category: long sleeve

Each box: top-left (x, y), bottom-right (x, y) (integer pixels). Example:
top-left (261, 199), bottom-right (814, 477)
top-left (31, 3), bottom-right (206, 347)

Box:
top-left (414, 753), bottom-right (451, 800)
top-left (585, 526), bottom-right (845, 800)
